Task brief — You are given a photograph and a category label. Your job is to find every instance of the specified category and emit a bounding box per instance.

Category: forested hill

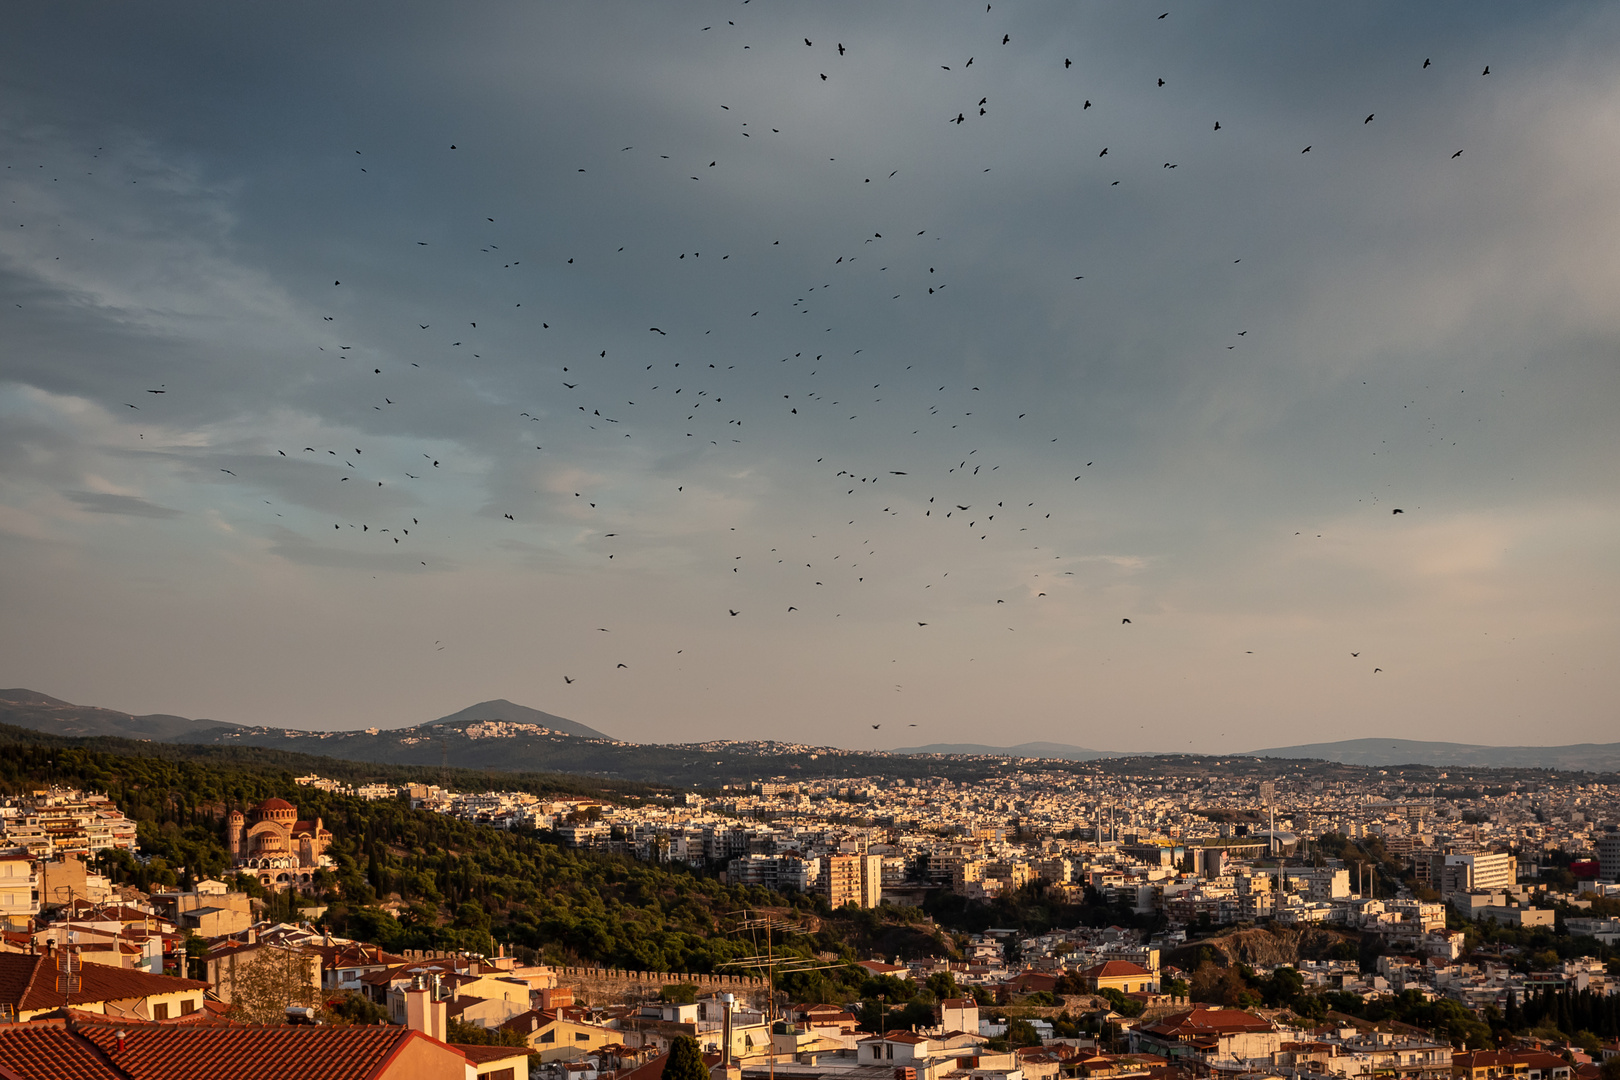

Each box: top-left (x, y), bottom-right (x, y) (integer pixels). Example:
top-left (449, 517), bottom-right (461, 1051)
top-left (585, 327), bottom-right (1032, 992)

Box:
top-left (0, 730), bottom-right (956, 993)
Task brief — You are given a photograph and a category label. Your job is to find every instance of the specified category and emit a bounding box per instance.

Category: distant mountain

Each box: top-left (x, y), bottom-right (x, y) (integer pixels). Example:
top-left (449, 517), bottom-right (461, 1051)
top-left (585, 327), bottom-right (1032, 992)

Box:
top-left (0, 688), bottom-right (238, 741)
top-left (1247, 737), bottom-right (1620, 772)
top-left (417, 699), bottom-right (611, 741)
top-left (892, 740), bottom-right (1124, 760)
top-left (0, 689), bottom-right (611, 745)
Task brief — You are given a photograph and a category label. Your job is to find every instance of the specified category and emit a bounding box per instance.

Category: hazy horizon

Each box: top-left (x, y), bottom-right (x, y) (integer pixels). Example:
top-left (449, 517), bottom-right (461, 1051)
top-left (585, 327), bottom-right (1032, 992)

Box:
top-left (3, 3), bottom-right (1618, 751)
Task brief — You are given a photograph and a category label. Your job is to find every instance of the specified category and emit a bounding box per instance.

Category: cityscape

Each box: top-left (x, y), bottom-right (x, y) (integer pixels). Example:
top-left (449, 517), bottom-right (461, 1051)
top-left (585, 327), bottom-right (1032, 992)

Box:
top-left (0, 736), bottom-right (1612, 1080)
top-left (4, 2), bottom-right (1620, 1079)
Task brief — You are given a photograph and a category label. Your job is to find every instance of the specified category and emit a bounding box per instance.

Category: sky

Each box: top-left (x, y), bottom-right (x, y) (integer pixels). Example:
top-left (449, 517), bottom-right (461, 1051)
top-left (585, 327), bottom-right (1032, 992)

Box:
top-left (2, 3), bottom-right (1618, 753)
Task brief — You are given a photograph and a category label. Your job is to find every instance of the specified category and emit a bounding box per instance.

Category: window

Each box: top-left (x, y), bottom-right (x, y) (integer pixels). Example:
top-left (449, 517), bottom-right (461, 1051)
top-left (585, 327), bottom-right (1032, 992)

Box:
top-left (479, 1070), bottom-right (515, 1080)
top-left (180, 999), bottom-right (196, 1015)
top-left (576, 1032), bottom-right (590, 1041)
top-left (153, 1003), bottom-right (169, 1020)
top-left (540, 1030), bottom-right (555, 1044)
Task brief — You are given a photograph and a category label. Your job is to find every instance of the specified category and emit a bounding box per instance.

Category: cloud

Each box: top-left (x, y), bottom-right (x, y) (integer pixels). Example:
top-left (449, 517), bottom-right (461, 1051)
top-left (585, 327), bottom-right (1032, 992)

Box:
top-left (66, 491), bottom-right (180, 518)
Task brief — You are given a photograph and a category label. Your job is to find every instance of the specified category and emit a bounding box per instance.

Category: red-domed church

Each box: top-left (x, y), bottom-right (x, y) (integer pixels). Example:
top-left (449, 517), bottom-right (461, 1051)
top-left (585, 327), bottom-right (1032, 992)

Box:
top-left (225, 797), bottom-right (335, 891)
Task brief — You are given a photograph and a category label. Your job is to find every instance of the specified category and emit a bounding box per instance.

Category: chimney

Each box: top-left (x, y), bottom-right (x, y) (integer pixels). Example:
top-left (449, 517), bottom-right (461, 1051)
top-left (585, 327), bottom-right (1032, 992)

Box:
top-left (405, 980), bottom-right (447, 1043)
top-left (720, 993), bottom-right (735, 1068)
top-left (114, 1031), bottom-right (127, 1054)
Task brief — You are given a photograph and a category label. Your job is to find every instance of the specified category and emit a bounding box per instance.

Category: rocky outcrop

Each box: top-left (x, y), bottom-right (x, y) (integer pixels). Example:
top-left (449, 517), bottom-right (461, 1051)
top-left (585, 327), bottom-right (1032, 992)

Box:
top-left (1166, 926), bottom-right (1355, 971)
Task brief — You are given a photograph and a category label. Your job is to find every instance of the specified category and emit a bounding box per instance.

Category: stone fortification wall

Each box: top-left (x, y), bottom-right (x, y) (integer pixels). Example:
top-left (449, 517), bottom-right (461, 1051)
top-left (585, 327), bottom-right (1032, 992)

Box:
top-left (558, 966), bottom-right (769, 1007)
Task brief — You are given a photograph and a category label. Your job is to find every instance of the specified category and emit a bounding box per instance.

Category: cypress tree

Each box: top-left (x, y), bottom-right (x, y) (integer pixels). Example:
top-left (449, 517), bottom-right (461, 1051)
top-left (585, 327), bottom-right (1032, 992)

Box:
top-left (663, 1035), bottom-right (709, 1080)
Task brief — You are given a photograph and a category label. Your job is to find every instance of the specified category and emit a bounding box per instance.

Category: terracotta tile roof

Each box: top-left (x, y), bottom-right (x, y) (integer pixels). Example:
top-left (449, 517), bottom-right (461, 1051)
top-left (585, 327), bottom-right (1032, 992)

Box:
top-left (498, 1008), bottom-right (547, 1034)
top-left (0, 954), bottom-right (209, 1014)
top-left (1079, 961), bottom-right (1153, 979)
top-left (1140, 1007), bottom-right (1272, 1038)
top-left (0, 1020), bottom-right (124, 1080)
top-left (74, 1019), bottom-right (444, 1079)
top-left (454, 1043), bottom-right (530, 1065)
top-left (1001, 971), bottom-right (1060, 993)
top-left (311, 944), bottom-right (404, 970)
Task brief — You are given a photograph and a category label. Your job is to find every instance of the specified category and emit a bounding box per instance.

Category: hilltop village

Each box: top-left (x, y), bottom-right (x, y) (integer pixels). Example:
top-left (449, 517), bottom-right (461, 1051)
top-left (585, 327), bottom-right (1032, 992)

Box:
top-left (0, 753), bottom-right (1613, 1080)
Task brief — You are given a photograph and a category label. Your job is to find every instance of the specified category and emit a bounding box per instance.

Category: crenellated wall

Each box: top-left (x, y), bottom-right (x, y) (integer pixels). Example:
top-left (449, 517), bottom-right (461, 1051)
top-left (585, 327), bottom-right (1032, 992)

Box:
top-left (557, 966), bottom-right (769, 1007)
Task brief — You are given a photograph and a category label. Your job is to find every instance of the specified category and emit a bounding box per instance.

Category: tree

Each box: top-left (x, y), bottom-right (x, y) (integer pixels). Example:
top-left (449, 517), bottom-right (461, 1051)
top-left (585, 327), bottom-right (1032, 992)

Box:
top-left (926, 971), bottom-right (959, 1000)
top-left (327, 990), bottom-right (389, 1026)
top-left (1006, 1019), bottom-right (1042, 1047)
top-left (447, 1018), bottom-right (528, 1047)
top-left (662, 983), bottom-right (699, 1004)
top-left (663, 1036), bottom-right (709, 1080)
top-left (224, 945), bottom-right (322, 1024)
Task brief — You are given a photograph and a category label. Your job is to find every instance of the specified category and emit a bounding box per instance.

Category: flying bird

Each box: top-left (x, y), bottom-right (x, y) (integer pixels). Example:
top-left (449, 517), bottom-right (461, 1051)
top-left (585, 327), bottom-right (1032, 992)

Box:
top-left (1392, 508), bottom-right (1404, 514)
top-left (1121, 618), bottom-right (1131, 624)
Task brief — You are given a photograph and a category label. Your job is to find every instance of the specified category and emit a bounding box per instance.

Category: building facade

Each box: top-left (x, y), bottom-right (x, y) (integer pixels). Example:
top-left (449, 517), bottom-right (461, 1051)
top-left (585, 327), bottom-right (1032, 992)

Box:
top-left (225, 797), bottom-right (334, 891)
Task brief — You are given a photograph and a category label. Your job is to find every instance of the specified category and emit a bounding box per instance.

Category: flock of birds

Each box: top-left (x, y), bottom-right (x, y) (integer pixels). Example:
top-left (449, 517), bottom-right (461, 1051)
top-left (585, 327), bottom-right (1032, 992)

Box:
top-left (13, 6), bottom-right (1507, 728)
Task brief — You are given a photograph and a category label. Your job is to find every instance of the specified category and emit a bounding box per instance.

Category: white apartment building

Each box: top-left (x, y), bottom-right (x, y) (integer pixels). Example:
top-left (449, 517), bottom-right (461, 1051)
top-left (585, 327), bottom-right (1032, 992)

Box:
top-left (1443, 852), bottom-right (1515, 894)
top-left (0, 848), bottom-right (36, 929)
